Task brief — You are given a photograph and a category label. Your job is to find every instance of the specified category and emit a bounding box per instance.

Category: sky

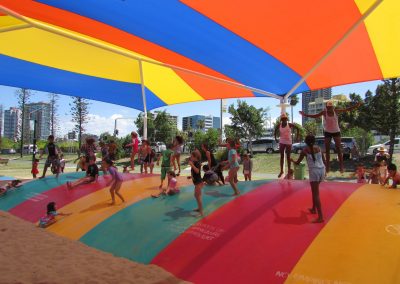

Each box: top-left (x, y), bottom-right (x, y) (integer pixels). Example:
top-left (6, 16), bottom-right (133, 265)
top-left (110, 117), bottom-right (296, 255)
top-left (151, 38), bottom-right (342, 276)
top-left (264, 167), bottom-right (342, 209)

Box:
top-left (0, 80), bottom-right (380, 138)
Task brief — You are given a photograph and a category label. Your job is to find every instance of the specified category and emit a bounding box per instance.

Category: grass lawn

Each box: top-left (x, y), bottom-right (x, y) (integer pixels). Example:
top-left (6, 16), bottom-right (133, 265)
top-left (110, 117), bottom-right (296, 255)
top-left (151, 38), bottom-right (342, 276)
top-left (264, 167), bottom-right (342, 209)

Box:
top-left (1, 152), bottom-right (399, 180)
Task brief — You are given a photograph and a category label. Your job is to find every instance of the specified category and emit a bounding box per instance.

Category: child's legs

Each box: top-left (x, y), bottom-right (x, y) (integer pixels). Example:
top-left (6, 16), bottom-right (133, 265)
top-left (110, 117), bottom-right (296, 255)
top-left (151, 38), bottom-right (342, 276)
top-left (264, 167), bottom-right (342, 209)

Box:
top-left (279, 144), bottom-right (286, 174)
top-left (109, 187), bottom-right (115, 203)
top-left (324, 136), bottom-right (332, 172)
top-left (217, 170), bottom-right (225, 184)
top-left (71, 177), bottom-right (90, 188)
top-left (194, 183), bottom-right (204, 213)
top-left (333, 135), bottom-right (343, 172)
top-left (285, 145), bottom-right (292, 172)
top-left (131, 151), bottom-right (137, 168)
top-left (310, 181), bottom-right (323, 220)
top-left (171, 155), bottom-right (177, 171)
top-left (150, 163), bottom-right (154, 174)
top-left (160, 167), bottom-right (169, 187)
top-left (113, 181), bottom-right (125, 202)
top-left (229, 167), bottom-right (240, 195)
top-left (176, 154), bottom-right (181, 172)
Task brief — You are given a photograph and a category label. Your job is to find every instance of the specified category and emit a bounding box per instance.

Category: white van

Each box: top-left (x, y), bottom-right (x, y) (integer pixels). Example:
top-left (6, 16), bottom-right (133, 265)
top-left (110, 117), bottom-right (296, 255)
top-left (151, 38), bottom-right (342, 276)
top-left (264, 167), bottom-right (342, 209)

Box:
top-left (247, 137), bottom-right (279, 154)
top-left (367, 138), bottom-right (400, 155)
top-left (22, 144), bottom-right (37, 154)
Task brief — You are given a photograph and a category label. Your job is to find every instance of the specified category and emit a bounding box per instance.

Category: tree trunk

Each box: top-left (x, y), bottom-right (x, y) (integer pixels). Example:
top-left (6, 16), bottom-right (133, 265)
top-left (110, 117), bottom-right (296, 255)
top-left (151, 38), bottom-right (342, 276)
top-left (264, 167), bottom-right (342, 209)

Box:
top-left (20, 104), bottom-right (25, 157)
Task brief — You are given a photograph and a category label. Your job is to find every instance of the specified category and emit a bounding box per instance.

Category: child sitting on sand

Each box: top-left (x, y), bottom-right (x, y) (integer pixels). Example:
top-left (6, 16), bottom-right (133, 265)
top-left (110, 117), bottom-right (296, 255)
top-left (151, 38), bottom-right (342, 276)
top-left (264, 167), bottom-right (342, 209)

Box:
top-left (383, 163), bottom-right (400, 189)
top-left (152, 171), bottom-right (180, 198)
top-left (67, 157), bottom-right (98, 189)
top-left (38, 202), bottom-right (71, 228)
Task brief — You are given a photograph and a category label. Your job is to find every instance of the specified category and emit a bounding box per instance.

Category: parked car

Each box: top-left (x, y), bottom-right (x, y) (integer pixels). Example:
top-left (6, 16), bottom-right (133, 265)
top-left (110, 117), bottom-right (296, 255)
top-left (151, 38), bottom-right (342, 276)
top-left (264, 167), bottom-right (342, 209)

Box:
top-left (1, 148), bottom-right (16, 154)
top-left (292, 137), bottom-right (344, 154)
top-left (246, 137), bottom-right (279, 154)
top-left (341, 137), bottom-right (357, 159)
top-left (367, 138), bottom-right (400, 155)
top-left (151, 142), bottom-right (166, 153)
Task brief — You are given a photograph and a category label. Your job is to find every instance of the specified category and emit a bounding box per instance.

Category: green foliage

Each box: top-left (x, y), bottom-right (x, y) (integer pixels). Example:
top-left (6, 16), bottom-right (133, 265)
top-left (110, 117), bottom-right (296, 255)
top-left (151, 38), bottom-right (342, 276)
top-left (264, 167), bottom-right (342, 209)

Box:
top-left (99, 132), bottom-right (112, 142)
top-left (135, 112), bottom-right (155, 139)
top-left (337, 93), bottom-right (364, 130)
top-left (16, 88), bottom-right (31, 156)
top-left (70, 97), bottom-right (90, 153)
top-left (292, 122), bottom-right (305, 141)
top-left (342, 127), bottom-right (374, 155)
top-left (57, 140), bottom-right (79, 153)
top-left (228, 100), bottom-right (268, 154)
top-left (0, 137), bottom-right (18, 150)
top-left (154, 111), bottom-right (177, 143)
top-left (303, 121), bottom-right (318, 136)
top-left (192, 128), bottom-right (220, 152)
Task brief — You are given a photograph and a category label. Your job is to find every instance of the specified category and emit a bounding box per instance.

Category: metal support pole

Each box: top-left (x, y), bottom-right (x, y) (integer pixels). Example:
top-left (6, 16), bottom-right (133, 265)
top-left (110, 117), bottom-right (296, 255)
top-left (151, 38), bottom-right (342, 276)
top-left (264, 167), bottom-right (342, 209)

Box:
top-left (32, 119), bottom-right (37, 162)
top-left (284, 0), bottom-right (384, 100)
top-left (113, 118), bottom-right (118, 137)
top-left (138, 59), bottom-right (148, 140)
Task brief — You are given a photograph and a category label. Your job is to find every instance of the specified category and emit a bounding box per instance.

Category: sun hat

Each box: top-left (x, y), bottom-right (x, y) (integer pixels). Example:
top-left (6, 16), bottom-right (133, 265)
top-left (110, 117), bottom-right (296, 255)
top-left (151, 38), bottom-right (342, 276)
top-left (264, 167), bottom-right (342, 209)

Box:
top-left (326, 100), bottom-right (334, 107)
top-left (378, 146), bottom-right (386, 152)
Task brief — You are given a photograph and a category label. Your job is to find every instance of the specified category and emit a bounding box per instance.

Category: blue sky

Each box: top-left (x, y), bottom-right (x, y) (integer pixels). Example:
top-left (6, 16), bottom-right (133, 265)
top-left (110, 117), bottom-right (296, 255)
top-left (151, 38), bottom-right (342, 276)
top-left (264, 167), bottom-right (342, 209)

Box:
top-left (0, 80), bottom-right (380, 137)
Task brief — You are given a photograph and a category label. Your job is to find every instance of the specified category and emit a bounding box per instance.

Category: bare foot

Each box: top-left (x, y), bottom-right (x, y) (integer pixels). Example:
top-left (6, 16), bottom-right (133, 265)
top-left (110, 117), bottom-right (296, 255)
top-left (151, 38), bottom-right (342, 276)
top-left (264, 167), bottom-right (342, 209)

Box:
top-left (308, 208), bottom-right (316, 214)
top-left (158, 185), bottom-right (163, 189)
top-left (311, 218), bottom-right (324, 223)
top-left (109, 202), bottom-right (115, 206)
top-left (193, 208), bottom-right (200, 212)
top-left (151, 194), bottom-right (159, 198)
top-left (39, 176), bottom-right (45, 179)
top-left (278, 172), bottom-right (284, 178)
top-left (233, 190), bottom-right (240, 196)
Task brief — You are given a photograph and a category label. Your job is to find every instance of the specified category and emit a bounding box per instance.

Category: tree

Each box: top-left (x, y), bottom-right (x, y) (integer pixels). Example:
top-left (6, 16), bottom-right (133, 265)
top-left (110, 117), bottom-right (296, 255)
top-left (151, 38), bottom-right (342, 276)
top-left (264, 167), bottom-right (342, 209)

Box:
top-left (371, 78), bottom-right (400, 161)
top-left (48, 93), bottom-right (59, 136)
top-left (154, 111), bottom-right (177, 143)
top-left (196, 119), bottom-right (205, 131)
top-left (16, 88), bottom-right (31, 157)
top-left (336, 93), bottom-right (364, 130)
top-left (342, 127), bottom-right (374, 156)
top-left (99, 132), bottom-right (112, 142)
top-left (303, 120), bottom-right (318, 136)
top-left (70, 97), bottom-right (90, 156)
top-left (228, 100), bottom-right (267, 155)
top-left (135, 112), bottom-right (155, 139)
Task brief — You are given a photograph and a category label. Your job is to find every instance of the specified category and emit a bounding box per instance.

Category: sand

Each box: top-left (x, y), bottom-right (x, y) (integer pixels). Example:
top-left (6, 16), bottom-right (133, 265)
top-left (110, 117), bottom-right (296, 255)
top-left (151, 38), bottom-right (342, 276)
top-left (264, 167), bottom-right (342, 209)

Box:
top-left (0, 211), bottom-right (188, 284)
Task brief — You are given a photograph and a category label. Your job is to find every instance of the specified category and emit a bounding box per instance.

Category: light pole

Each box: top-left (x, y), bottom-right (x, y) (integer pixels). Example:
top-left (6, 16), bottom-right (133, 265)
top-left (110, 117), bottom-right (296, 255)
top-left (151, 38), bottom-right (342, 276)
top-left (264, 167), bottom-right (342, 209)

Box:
top-left (113, 117), bottom-right (135, 137)
top-left (28, 107), bottom-right (45, 161)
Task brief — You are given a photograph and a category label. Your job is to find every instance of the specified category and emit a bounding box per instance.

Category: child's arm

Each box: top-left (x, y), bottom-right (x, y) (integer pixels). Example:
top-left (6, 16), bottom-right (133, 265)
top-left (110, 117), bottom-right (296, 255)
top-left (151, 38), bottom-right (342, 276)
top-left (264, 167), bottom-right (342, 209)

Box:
top-left (189, 160), bottom-right (200, 174)
top-left (291, 151), bottom-right (305, 165)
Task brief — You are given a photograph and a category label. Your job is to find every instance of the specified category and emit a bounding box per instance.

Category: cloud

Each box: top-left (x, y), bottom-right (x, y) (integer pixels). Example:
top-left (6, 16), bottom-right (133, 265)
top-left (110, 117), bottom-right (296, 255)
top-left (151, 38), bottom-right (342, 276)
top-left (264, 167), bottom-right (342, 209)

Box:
top-left (59, 114), bottom-right (137, 138)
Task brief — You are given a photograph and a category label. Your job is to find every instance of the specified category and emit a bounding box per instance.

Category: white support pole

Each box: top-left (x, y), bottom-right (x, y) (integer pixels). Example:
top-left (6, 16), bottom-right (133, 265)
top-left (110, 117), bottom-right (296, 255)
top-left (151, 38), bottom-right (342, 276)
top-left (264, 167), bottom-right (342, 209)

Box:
top-left (138, 59), bottom-right (148, 140)
top-left (0, 5), bottom-right (281, 101)
top-left (284, 0), bottom-right (384, 100)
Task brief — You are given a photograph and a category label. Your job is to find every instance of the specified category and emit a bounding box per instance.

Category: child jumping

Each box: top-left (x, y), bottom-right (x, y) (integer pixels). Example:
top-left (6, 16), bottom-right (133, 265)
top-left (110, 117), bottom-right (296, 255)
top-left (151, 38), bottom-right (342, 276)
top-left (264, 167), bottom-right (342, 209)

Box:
top-left (172, 135), bottom-right (184, 176)
top-left (189, 150), bottom-right (204, 216)
top-left (156, 144), bottom-right (174, 189)
top-left (104, 159), bottom-right (125, 205)
top-left (292, 134), bottom-right (325, 223)
top-left (67, 157), bottom-right (99, 189)
top-left (274, 113), bottom-right (300, 178)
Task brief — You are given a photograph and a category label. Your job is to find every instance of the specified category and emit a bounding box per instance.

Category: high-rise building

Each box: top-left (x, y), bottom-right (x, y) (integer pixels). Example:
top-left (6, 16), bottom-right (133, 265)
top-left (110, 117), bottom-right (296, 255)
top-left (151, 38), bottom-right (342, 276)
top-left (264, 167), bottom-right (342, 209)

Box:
top-left (302, 88), bottom-right (332, 125)
top-left (0, 105), bottom-right (3, 137)
top-left (4, 107), bottom-right (21, 141)
top-left (182, 115), bottom-right (221, 132)
top-left (24, 102), bottom-right (51, 141)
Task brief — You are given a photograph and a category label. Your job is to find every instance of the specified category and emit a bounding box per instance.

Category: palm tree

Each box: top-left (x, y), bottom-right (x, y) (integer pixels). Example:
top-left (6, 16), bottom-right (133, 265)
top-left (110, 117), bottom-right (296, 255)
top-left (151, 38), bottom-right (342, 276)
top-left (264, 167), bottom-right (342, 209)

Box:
top-left (196, 119), bottom-right (205, 131)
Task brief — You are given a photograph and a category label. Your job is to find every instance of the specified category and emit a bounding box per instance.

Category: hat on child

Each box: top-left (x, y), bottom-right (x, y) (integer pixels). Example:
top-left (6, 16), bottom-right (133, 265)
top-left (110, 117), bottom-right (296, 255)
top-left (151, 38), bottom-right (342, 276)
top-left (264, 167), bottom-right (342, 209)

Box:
top-left (378, 146), bottom-right (386, 152)
top-left (326, 100), bottom-right (334, 107)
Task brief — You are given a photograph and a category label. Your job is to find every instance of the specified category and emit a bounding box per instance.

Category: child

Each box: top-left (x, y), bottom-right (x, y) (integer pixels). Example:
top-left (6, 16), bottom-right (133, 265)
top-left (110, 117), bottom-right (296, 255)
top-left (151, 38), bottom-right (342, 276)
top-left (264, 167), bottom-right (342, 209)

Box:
top-left (379, 160), bottom-right (388, 185)
top-left (156, 144), bottom-right (174, 189)
top-left (226, 139), bottom-right (240, 195)
top-left (67, 157), bottom-right (99, 189)
top-left (31, 158), bottom-right (39, 178)
top-left (152, 171), bottom-right (180, 198)
top-left (104, 159), bottom-right (125, 205)
top-left (242, 153), bottom-right (253, 181)
top-left (140, 140), bottom-right (151, 174)
top-left (291, 134), bottom-right (325, 223)
top-left (39, 135), bottom-right (61, 179)
top-left (189, 150), bottom-right (204, 216)
top-left (274, 113), bottom-right (300, 178)
top-left (38, 202), bottom-right (71, 228)
top-left (126, 131), bottom-right (139, 170)
top-left (353, 163), bottom-right (367, 184)
top-left (107, 140), bottom-right (117, 161)
top-left (203, 165), bottom-right (222, 186)
top-left (368, 162), bottom-right (380, 184)
top-left (0, 180), bottom-right (22, 196)
top-left (201, 143), bottom-right (225, 184)
top-left (172, 135), bottom-right (184, 176)
top-left (59, 154), bottom-right (65, 173)
top-left (383, 163), bottom-right (400, 189)
top-left (149, 149), bottom-right (156, 174)
top-left (74, 156), bottom-right (86, 172)
top-left (80, 137), bottom-right (97, 170)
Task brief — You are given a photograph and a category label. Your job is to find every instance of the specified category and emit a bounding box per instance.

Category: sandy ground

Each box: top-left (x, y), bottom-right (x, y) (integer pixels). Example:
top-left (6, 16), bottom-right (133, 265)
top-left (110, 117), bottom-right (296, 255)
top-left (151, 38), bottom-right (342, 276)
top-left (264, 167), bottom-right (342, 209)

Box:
top-left (0, 211), bottom-right (188, 284)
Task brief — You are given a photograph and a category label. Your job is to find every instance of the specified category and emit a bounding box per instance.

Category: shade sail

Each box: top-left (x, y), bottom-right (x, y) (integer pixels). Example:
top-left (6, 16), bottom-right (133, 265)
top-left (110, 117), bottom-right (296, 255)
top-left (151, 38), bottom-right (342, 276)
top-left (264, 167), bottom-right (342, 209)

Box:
top-left (0, 0), bottom-right (399, 111)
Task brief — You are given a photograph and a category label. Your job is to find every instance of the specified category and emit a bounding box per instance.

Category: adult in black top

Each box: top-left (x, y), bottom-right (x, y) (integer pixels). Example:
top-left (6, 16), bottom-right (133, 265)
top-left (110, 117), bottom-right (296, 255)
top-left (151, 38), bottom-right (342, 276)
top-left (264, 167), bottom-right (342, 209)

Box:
top-left (201, 143), bottom-right (225, 184)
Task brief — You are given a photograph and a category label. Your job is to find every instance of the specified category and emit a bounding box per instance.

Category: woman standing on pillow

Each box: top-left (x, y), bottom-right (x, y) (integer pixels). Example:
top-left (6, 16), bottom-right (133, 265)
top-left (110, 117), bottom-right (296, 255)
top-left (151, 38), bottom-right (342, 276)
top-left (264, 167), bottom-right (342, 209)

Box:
top-left (300, 100), bottom-right (361, 173)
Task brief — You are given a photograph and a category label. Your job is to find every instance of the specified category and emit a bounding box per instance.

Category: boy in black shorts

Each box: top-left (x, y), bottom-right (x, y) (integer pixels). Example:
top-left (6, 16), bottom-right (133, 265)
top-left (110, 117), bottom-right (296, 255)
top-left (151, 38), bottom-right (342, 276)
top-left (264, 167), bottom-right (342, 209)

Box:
top-left (67, 157), bottom-right (99, 189)
top-left (39, 135), bottom-right (61, 179)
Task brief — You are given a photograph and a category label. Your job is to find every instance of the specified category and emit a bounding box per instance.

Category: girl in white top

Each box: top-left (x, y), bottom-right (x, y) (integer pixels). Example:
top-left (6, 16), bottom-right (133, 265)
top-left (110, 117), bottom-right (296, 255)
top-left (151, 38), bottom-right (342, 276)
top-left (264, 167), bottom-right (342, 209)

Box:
top-left (299, 100), bottom-right (362, 173)
top-left (292, 135), bottom-right (326, 223)
top-left (274, 113), bottom-right (299, 178)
